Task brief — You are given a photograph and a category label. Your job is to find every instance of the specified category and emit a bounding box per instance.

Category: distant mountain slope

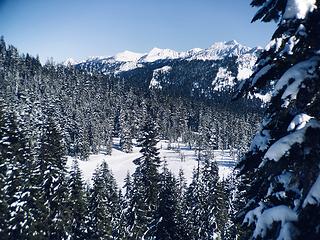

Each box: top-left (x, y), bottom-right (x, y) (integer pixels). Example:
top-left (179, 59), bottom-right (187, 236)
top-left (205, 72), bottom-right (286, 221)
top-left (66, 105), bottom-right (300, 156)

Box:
top-left (74, 40), bottom-right (261, 98)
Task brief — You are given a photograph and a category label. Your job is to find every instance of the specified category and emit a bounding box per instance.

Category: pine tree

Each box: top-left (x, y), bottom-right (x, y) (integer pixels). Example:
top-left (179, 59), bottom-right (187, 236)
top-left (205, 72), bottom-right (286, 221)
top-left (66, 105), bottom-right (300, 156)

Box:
top-left (127, 117), bottom-right (161, 239)
top-left (68, 159), bottom-right (88, 240)
top-left (5, 116), bottom-right (29, 239)
top-left (119, 108), bottom-right (133, 153)
top-left (123, 172), bottom-right (133, 206)
top-left (200, 159), bottom-right (220, 239)
top-left (0, 100), bottom-right (9, 238)
top-left (37, 115), bottom-right (70, 240)
top-left (199, 110), bottom-right (218, 159)
top-left (126, 167), bottom-right (148, 239)
top-left (185, 168), bottom-right (203, 240)
top-left (152, 162), bottom-right (178, 240)
top-left (87, 161), bottom-right (121, 240)
top-left (223, 174), bottom-right (241, 240)
top-left (120, 125), bottom-right (133, 153)
top-left (186, 159), bottom-right (222, 240)
top-left (78, 126), bottom-right (90, 161)
top-left (121, 171), bottom-right (133, 238)
top-left (0, 36), bottom-right (6, 88)
top-left (175, 169), bottom-right (189, 240)
top-left (236, 1), bottom-right (320, 239)
top-left (215, 180), bottom-right (230, 240)
top-left (102, 115), bottom-right (113, 155)
top-left (0, 103), bottom-right (42, 240)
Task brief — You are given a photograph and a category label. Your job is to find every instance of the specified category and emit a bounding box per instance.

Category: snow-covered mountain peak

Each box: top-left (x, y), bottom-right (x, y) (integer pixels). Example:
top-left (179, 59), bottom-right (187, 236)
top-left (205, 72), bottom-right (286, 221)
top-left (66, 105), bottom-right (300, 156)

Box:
top-left (186, 48), bottom-right (203, 55)
top-left (114, 50), bottom-right (144, 62)
top-left (208, 40), bottom-right (249, 51)
top-left (185, 40), bottom-right (253, 61)
top-left (86, 55), bottom-right (111, 62)
top-left (141, 47), bottom-right (181, 62)
top-left (74, 40), bottom-right (258, 66)
top-left (75, 40), bottom-right (261, 96)
top-left (74, 40), bottom-right (261, 84)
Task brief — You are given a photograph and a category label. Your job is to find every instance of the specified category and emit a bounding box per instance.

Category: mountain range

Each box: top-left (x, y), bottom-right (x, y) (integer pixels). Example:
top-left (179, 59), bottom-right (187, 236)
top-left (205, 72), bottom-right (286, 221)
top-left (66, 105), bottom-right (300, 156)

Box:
top-left (67, 40), bottom-right (262, 98)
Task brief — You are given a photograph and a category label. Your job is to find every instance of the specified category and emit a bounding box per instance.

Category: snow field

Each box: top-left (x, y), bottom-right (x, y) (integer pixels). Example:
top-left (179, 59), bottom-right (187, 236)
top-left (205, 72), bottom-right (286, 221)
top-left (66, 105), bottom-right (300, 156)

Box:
top-left (67, 139), bottom-right (237, 188)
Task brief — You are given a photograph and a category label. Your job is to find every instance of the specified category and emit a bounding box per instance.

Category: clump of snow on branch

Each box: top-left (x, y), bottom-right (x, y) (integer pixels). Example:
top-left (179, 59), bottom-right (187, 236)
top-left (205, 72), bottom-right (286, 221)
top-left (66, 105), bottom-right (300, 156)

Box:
top-left (243, 203), bottom-right (264, 226)
top-left (280, 36), bottom-right (299, 55)
top-left (273, 57), bottom-right (319, 108)
top-left (287, 113), bottom-right (312, 132)
top-left (261, 120), bottom-right (320, 166)
top-left (303, 174), bottom-right (320, 207)
top-left (247, 205), bottom-right (298, 239)
top-left (251, 64), bottom-right (274, 87)
top-left (283, 0), bottom-right (317, 20)
top-left (267, 172), bottom-right (294, 199)
top-left (265, 38), bottom-right (283, 52)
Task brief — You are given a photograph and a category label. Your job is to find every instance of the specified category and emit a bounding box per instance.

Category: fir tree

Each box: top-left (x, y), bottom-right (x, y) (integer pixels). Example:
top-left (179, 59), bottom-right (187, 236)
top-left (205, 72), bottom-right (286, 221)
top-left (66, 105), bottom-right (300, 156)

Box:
top-left (175, 169), bottom-right (189, 240)
top-left (68, 159), bottom-right (88, 240)
top-left (0, 100), bottom-right (9, 238)
top-left (37, 115), bottom-right (70, 240)
top-left (186, 159), bottom-right (222, 240)
top-left (152, 162), bottom-right (178, 240)
top-left (121, 171), bottom-right (133, 238)
top-left (185, 168), bottom-right (203, 240)
top-left (5, 124), bottom-right (29, 239)
top-left (223, 174), bottom-right (241, 240)
top-left (87, 161), bottom-right (121, 240)
top-left (127, 117), bottom-right (161, 239)
top-left (1, 104), bottom-right (41, 240)
top-left (236, 1), bottom-right (320, 239)
top-left (215, 180), bottom-right (230, 240)
top-left (78, 127), bottom-right (90, 161)
top-left (200, 159), bottom-right (221, 239)
top-left (119, 109), bottom-right (133, 153)
top-left (102, 116), bottom-right (113, 155)
top-left (120, 125), bottom-right (133, 153)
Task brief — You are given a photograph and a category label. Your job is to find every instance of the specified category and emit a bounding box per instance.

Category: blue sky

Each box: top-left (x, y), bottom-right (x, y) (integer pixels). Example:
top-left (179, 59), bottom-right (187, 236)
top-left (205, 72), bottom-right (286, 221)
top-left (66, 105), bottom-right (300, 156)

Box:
top-left (0, 0), bottom-right (275, 63)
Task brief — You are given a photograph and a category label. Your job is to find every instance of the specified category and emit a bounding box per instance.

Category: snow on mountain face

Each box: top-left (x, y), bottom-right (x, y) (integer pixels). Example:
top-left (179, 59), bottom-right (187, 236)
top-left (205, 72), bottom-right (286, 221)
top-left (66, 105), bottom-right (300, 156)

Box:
top-left (75, 40), bottom-right (261, 96)
top-left (236, 49), bottom-right (261, 80)
top-left (149, 66), bottom-right (172, 90)
top-left (114, 50), bottom-right (144, 62)
top-left (186, 48), bottom-right (203, 55)
top-left (187, 40), bottom-right (252, 61)
top-left (76, 40), bottom-right (257, 67)
top-left (212, 67), bottom-right (235, 91)
top-left (140, 47), bottom-right (182, 62)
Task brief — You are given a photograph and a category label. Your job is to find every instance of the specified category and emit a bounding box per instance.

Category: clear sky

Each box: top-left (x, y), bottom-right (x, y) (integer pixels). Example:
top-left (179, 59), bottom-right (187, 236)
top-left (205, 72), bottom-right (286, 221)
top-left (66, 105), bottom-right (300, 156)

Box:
top-left (0, 0), bottom-right (275, 63)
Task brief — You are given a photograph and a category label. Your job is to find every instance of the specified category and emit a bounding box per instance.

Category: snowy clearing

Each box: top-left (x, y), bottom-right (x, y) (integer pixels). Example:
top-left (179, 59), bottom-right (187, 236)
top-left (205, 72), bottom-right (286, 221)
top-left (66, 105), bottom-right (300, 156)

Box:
top-left (67, 139), bottom-right (237, 188)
